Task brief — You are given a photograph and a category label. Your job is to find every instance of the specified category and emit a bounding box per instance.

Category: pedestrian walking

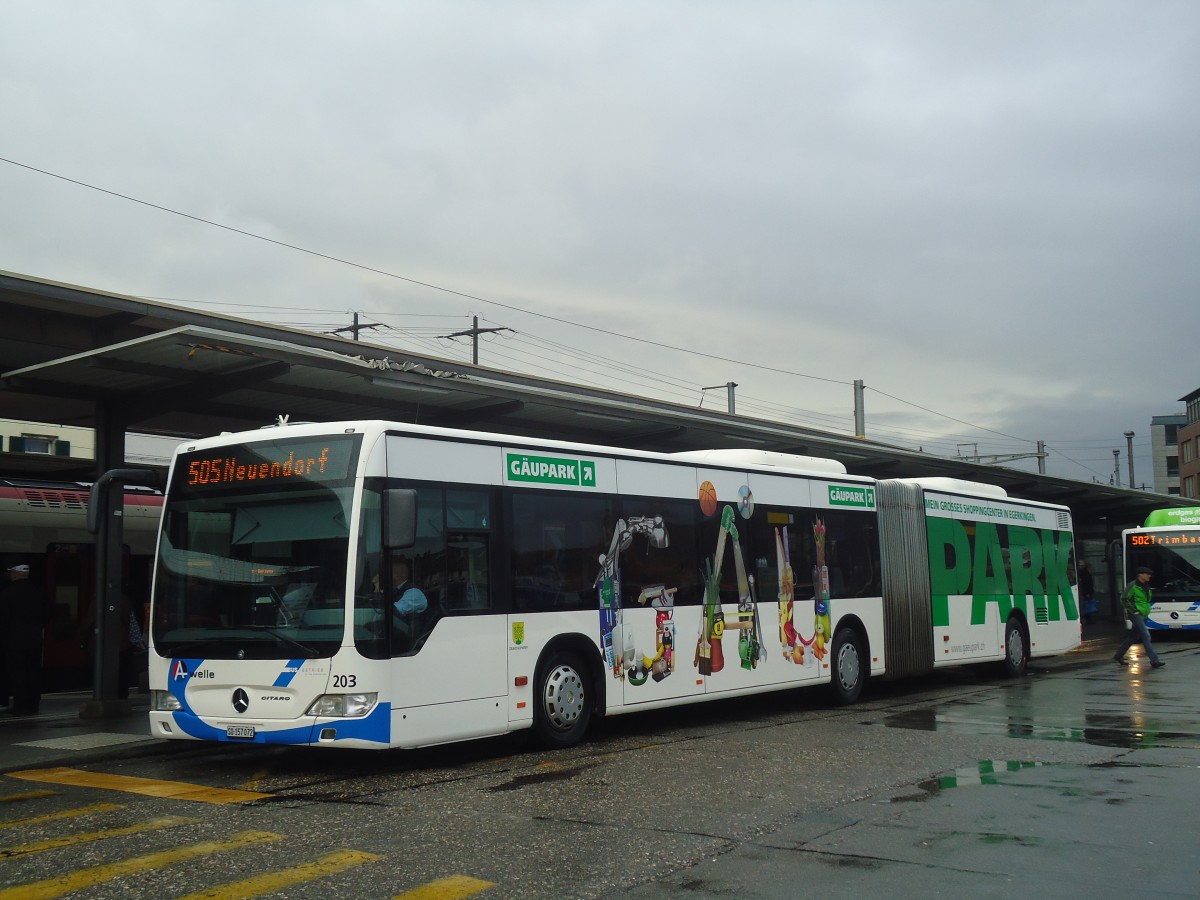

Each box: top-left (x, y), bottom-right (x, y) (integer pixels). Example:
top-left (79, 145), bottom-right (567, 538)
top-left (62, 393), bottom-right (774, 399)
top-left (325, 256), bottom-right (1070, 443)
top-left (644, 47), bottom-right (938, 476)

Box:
top-left (1113, 566), bottom-right (1164, 669)
top-left (1078, 559), bottom-right (1097, 624)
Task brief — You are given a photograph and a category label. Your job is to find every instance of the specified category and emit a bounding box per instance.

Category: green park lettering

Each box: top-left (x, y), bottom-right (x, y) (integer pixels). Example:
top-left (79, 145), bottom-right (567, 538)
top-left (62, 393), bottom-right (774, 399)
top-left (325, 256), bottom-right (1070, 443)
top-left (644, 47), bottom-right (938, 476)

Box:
top-left (506, 453), bottom-right (597, 487)
top-left (828, 484), bottom-right (876, 508)
top-left (927, 517), bottom-right (1078, 626)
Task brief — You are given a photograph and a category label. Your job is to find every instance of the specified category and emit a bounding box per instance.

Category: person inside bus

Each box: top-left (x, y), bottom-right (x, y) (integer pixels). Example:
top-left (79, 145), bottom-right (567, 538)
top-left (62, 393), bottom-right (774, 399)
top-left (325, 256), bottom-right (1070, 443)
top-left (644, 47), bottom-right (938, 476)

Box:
top-left (391, 559), bottom-right (429, 615)
top-left (390, 558), bottom-right (431, 651)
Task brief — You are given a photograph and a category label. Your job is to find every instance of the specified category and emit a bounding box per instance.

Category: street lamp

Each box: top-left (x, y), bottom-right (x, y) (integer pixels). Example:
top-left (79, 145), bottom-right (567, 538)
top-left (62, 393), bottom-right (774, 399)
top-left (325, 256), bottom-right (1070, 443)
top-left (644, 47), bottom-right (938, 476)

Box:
top-left (1113, 448), bottom-right (1121, 487)
top-left (1124, 431), bottom-right (1135, 489)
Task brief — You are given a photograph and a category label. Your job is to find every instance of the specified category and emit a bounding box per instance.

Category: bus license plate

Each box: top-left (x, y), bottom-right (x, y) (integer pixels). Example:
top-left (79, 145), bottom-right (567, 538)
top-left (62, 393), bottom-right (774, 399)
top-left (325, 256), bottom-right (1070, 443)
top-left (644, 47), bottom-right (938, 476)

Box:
top-left (226, 724), bottom-right (256, 739)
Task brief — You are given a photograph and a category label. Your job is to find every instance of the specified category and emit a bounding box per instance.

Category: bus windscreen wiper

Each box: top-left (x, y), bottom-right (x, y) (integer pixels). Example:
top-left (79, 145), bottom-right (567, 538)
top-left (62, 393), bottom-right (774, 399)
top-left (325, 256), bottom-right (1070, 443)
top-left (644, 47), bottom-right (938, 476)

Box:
top-left (244, 626), bottom-right (323, 658)
top-left (157, 639), bottom-right (224, 657)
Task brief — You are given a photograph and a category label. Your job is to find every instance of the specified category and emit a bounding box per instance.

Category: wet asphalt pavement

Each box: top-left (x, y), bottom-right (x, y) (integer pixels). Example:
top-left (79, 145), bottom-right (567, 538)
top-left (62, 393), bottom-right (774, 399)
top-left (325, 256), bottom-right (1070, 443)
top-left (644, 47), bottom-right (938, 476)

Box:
top-left (614, 622), bottom-right (1199, 899)
top-left (1, 619), bottom-right (1196, 898)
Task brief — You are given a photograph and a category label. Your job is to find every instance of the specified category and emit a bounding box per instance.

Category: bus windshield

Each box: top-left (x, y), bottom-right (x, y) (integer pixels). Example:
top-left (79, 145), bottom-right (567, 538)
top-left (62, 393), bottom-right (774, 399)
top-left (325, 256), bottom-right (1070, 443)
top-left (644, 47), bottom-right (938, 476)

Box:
top-left (151, 434), bottom-right (361, 659)
top-left (1126, 530), bottom-right (1200, 603)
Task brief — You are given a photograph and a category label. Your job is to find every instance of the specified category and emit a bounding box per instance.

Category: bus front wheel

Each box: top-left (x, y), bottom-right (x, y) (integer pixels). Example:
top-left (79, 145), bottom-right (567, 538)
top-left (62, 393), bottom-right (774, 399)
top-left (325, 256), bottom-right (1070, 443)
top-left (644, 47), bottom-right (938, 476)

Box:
top-left (534, 650), bottom-right (591, 748)
top-left (829, 626), bottom-right (865, 705)
top-left (1001, 618), bottom-right (1028, 677)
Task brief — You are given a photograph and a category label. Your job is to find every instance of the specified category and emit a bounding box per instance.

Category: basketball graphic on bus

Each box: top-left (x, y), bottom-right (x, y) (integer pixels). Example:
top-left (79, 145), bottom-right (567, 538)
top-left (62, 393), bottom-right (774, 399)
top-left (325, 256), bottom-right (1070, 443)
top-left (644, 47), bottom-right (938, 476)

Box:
top-left (698, 481), bottom-right (718, 517)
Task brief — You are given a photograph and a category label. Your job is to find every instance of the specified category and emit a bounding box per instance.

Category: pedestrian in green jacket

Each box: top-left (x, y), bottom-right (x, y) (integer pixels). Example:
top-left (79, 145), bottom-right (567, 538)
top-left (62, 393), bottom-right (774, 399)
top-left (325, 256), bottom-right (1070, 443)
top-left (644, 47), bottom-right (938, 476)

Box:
top-left (1113, 567), bottom-right (1164, 668)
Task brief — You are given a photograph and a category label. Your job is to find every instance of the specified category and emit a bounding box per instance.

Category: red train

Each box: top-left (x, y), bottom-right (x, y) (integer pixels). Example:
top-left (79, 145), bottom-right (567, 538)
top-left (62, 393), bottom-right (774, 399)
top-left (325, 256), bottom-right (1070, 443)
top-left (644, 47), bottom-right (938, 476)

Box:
top-left (0, 480), bottom-right (162, 690)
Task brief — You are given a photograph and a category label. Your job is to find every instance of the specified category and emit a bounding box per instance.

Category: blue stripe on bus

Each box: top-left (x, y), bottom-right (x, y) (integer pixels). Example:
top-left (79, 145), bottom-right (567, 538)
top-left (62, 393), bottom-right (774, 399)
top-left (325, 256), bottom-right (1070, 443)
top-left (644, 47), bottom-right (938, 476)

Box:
top-left (272, 659), bottom-right (307, 688)
top-left (168, 658), bottom-right (206, 708)
top-left (171, 711), bottom-right (317, 744)
top-left (169, 702), bottom-right (390, 746)
top-left (168, 657), bottom-right (390, 746)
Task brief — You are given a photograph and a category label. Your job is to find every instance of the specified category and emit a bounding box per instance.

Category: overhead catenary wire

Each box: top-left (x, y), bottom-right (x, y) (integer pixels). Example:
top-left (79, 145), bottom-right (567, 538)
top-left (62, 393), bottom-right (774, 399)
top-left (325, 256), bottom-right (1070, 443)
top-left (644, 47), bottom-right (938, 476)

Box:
top-left (2, 154), bottom-right (1129, 475)
top-left (0, 155), bottom-right (847, 388)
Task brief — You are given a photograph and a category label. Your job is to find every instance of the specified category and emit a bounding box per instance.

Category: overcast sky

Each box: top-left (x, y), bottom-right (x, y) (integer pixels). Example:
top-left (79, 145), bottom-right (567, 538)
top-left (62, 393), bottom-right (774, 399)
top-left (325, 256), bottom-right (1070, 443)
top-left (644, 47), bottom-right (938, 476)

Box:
top-left (3, 1), bottom-right (1197, 489)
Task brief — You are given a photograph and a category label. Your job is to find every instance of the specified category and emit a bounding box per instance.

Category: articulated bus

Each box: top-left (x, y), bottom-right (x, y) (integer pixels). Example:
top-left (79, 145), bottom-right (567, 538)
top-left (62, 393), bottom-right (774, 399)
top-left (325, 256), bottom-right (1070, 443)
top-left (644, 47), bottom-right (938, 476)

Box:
top-left (147, 420), bottom-right (1080, 750)
top-left (1122, 508), bottom-right (1200, 633)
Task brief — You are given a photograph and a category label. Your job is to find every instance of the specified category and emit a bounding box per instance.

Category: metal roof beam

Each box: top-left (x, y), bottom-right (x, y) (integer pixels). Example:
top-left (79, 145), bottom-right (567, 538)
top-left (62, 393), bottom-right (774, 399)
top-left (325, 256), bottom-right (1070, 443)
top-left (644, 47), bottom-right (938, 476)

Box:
top-left (2, 375), bottom-right (107, 401)
top-left (421, 399), bottom-right (525, 428)
top-left (125, 361), bottom-right (293, 425)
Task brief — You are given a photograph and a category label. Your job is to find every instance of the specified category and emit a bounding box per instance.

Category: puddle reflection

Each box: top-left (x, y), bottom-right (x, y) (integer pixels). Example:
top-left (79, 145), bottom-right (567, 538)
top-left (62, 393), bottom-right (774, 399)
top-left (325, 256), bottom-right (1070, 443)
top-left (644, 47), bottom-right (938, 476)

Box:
top-left (878, 707), bottom-right (1193, 749)
top-left (890, 760), bottom-right (1045, 802)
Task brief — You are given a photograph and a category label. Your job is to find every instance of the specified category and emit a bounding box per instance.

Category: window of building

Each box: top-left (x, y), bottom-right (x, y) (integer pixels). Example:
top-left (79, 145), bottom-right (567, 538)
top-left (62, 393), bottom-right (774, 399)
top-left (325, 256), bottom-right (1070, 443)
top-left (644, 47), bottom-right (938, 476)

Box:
top-left (4, 432), bottom-right (72, 455)
top-left (15, 434), bottom-right (53, 454)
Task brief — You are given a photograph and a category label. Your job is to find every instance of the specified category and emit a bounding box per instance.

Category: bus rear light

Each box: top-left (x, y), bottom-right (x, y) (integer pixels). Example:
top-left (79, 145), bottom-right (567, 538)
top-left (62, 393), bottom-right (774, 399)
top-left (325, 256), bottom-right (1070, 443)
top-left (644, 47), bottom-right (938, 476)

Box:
top-left (306, 692), bottom-right (378, 718)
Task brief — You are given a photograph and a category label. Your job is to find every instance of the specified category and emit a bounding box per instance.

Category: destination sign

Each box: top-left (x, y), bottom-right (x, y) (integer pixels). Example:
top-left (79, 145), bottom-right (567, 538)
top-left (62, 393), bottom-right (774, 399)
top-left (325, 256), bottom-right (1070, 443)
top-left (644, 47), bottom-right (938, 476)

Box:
top-left (177, 435), bottom-right (360, 493)
top-left (1129, 530), bottom-right (1200, 547)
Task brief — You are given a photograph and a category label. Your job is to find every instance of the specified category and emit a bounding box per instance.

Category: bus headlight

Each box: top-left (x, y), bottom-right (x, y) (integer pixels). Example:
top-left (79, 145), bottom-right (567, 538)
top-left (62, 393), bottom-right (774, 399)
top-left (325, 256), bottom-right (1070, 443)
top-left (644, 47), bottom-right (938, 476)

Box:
top-left (151, 691), bottom-right (183, 712)
top-left (306, 693), bottom-right (378, 718)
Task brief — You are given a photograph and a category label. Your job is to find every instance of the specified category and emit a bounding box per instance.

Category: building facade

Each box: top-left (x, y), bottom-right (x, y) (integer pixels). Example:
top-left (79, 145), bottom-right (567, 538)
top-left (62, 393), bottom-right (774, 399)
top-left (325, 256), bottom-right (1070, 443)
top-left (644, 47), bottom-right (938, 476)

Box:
top-left (1, 418), bottom-right (177, 475)
top-left (1151, 413), bottom-right (1186, 495)
top-left (0, 417), bottom-right (81, 460)
top-left (1179, 388), bottom-right (1200, 500)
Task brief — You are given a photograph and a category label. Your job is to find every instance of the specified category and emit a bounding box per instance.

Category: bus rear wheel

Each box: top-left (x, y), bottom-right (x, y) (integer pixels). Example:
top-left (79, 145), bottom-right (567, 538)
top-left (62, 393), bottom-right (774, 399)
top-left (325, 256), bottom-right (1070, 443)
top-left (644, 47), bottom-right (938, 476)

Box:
top-left (534, 650), bottom-right (591, 748)
top-left (829, 626), bottom-right (865, 705)
top-left (1001, 617), bottom-right (1028, 677)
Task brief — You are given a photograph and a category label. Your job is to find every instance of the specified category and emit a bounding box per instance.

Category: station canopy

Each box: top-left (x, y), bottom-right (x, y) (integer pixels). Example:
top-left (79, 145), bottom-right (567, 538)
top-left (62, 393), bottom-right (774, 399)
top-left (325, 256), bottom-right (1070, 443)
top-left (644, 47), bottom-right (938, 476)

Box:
top-left (2, 269), bottom-right (1190, 532)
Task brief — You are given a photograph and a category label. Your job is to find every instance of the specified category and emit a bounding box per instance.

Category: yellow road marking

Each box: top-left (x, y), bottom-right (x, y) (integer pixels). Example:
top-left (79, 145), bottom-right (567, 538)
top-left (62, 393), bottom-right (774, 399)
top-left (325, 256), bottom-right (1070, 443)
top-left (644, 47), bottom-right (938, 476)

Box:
top-left (0, 829), bottom-right (281, 900)
top-left (394, 875), bottom-right (497, 899)
top-left (243, 767), bottom-right (272, 792)
top-left (0, 801), bottom-right (124, 831)
top-left (1, 815), bottom-right (194, 859)
top-left (7, 768), bottom-right (272, 804)
top-left (174, 849), bottom-right (382, 899)
top-left (0, 789), bottom-right (57, 803)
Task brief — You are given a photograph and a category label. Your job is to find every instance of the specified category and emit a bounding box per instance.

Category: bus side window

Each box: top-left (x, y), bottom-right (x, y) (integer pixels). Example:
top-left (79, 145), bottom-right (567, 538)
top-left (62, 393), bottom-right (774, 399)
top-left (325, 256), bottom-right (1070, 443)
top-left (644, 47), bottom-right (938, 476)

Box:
top-left (446, 533), bottom-right (489, 610)
top-left (616, 498), bottom-right (703, 608)
top-left (354, 484), bottom-right (388, 658)
top-left (388, 553), bottom-right (438, 654)
top-left (445, 488), bottom-right (492, 612)
top-left (511, 492), bottom-right (610, 612)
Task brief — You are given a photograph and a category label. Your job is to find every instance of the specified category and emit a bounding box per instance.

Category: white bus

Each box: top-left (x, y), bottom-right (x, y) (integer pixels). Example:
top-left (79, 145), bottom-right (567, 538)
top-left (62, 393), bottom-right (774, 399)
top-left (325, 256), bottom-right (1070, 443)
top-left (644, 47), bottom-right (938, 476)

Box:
top-left (147, 420), bottom-right (1080, 750)
top-left (1122, 508), bottom-right (1200, 633)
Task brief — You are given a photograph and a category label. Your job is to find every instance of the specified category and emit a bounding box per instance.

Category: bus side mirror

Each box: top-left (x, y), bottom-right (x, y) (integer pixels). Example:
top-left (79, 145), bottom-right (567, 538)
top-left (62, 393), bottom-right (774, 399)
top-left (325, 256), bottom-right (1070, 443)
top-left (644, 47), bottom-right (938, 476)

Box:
top-left (384, 489), bottom-right (417, 549)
